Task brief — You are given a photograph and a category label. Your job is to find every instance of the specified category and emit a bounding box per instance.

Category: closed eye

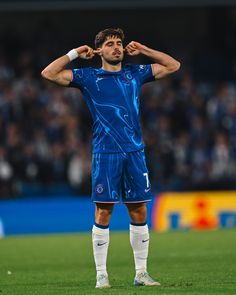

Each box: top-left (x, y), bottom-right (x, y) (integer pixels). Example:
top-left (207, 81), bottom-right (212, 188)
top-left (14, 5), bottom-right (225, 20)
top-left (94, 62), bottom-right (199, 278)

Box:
top-left (106, 42), bottom-right (114, 47)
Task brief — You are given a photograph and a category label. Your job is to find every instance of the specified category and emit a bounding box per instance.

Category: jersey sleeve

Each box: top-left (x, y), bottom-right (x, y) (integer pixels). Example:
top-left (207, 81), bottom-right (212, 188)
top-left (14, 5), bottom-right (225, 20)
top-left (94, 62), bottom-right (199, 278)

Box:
top-left (68, 68), bottom-right (90, 89)
top-left (132, 64), bottom-right (155, 84)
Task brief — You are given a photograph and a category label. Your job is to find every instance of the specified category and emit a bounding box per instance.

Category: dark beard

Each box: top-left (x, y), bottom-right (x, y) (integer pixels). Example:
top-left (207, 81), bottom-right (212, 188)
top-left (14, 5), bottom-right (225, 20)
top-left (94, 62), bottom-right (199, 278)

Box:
top-left (105, 59), bottom-right (122, 66)
top-left (103, 54), bottom-right (123, 66)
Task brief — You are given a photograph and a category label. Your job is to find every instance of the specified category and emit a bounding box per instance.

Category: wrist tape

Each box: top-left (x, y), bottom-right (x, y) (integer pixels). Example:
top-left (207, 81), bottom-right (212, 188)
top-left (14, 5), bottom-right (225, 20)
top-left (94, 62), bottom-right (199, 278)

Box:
top-left (66, 49), bottom-right (79, 61)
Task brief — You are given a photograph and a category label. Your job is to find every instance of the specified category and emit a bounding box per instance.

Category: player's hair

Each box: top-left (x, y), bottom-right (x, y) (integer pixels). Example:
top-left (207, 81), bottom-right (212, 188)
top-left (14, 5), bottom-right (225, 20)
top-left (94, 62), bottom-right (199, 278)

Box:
top-left (94, 28), bottom-right (125, 48)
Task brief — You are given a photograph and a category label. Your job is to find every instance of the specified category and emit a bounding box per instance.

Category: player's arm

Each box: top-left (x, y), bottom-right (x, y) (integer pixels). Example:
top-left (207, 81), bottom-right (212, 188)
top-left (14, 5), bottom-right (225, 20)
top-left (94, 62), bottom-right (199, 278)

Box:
top-left (125, 41), bottom-right (181, 80)
top-left (41, 45), bottom-right (98, 86)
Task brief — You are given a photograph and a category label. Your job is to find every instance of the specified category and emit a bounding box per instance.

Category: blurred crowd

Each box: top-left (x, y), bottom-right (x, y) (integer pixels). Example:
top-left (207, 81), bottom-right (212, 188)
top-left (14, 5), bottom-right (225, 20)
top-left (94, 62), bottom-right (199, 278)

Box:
top-left (1, 48), bottom-right (236, 198)
top-left (141, 76), bottom-right (236, 191)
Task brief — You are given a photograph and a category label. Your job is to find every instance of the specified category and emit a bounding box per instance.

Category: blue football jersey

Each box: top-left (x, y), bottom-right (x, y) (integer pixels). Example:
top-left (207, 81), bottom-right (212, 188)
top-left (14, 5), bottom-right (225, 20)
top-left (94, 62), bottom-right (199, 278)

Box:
top-left (69, 64), bottom-right (155, 153)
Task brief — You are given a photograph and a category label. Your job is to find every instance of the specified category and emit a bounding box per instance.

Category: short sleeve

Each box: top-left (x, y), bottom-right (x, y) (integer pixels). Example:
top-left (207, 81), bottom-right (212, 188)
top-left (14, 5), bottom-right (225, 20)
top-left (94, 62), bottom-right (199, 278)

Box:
top-left (68, 68), bottom-right (90, 89)
top-left (133, 64), bottom-right (155, 84)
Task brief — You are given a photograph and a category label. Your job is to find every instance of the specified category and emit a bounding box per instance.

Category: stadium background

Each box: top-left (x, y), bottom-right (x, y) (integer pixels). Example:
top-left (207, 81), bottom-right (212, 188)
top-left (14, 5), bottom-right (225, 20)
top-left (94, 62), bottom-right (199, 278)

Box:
top-left (0, 0), bottom-right (236, 235)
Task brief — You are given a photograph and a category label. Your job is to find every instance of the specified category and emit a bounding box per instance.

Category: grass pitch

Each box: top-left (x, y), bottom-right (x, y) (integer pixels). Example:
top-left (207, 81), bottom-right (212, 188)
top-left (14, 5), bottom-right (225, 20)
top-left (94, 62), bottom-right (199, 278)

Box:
top-left (0, 229), bottom-right (235, 295)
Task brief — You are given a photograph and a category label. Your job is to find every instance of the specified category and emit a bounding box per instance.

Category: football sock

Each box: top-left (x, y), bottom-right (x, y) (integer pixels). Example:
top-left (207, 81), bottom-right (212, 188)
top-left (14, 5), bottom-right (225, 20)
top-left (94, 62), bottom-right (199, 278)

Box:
top-left (92, 223), bottom-right (109, 277)
top-left (130, 223), bottom-right (149, 275)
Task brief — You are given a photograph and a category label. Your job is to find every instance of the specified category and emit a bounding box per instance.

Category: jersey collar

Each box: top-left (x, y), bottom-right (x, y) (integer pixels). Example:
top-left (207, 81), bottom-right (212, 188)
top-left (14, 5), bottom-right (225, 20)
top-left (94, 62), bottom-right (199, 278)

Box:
top-left (96, 68), bottom-right (123, 76)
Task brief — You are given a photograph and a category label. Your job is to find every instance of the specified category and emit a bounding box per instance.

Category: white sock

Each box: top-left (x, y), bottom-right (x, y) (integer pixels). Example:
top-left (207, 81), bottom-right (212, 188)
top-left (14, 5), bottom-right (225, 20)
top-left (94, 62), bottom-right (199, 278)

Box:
top-left (92, 224), bottom-right (109, 277)
top-left (130, 223), bottom-right (149, 276)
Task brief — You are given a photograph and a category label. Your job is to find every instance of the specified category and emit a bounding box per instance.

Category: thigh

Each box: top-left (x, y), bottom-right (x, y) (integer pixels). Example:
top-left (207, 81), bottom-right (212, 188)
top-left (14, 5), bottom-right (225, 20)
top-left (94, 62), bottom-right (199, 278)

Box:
top-left (123, 150), bottom-right (153, 203)
top-left (92, 153), bottom-right (124, 203)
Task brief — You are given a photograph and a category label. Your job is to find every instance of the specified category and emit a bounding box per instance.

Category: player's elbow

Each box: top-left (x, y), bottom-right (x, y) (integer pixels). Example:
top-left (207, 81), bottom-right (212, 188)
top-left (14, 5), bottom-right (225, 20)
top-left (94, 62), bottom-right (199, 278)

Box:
top-left (170, 60), bottom-right (181, 73)
top-left (41, 69), bottom-right (55, 82)
top-left (175, 60), bottom-right (181, 71)
top-left (41, 69), bottom-right (49, 80)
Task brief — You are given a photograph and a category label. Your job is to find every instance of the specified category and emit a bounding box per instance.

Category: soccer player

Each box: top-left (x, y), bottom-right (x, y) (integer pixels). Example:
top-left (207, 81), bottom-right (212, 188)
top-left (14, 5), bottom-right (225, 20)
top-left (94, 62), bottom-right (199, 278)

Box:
top-left (41, 28), bottom-right (180, 288)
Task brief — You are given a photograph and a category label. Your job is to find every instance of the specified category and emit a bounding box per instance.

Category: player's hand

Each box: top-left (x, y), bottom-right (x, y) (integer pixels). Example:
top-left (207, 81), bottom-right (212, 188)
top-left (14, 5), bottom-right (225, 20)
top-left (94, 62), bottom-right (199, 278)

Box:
top-left (75, 45), bottom-right (97, 59)
top-left (125, 41), bottom-right (145, 56)
top-left (93, 48), bottom-right (102, 56)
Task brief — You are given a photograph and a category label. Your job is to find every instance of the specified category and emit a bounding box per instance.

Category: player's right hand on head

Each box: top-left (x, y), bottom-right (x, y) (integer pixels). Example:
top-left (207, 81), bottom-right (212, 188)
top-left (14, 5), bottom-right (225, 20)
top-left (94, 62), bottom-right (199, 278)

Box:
top-left (75, 45), bottom-right (96, 59)
top-left (93, 48), bottom-right (102, 56)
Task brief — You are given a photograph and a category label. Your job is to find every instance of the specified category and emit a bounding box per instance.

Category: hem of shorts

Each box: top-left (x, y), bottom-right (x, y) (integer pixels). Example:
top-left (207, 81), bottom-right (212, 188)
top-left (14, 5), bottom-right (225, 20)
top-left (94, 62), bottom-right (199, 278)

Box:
top-left (93, 201), bottom-right (120, 204)
top-left (93, 199), bottom-right (152, 204)
top-left (122, 199), bottom-right (152, 204)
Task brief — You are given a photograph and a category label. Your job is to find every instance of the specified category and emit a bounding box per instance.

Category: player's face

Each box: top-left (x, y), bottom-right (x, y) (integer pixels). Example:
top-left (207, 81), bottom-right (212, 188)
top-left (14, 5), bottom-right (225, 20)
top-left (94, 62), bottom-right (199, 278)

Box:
top-left (100, 36), bottom-right (124, 65)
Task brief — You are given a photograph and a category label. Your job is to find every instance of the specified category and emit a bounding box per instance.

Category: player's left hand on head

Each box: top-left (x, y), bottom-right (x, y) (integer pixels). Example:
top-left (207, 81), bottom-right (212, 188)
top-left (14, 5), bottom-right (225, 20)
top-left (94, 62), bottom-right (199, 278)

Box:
top-left (125, 41), bottom-right (143, 56)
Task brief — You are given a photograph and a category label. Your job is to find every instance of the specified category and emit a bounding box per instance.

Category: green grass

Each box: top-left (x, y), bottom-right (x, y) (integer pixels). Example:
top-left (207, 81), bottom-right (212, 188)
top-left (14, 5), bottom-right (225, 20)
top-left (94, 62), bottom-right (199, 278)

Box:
top-left (0, 230), bottom-right (236, 295)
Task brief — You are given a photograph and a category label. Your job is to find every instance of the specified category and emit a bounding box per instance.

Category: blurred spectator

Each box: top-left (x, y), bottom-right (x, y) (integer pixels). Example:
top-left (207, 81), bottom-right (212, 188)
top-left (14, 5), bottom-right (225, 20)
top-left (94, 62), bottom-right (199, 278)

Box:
top-left (68, 147), bottom-right (91, 195)
top-left (50, 142), bottom-right (68, 182)
top-left (210, 132), bottom-right (236, 181)
top-left (225, 101), bottom-right (236, 148)
top-left (0, 146), bottom-right (15, 197)
top-left (5, 123), bottom-right (22, 180)
top-left (189, 115), bottom-right (208, 145)
top-left (173, 132), bottom-right (191, 187)
top-left (189, 140), bottom-right (210, 186)
top-left (207, 83), bottom-right (235, 129)
top-left (22, 143), bottom-right (38, 180)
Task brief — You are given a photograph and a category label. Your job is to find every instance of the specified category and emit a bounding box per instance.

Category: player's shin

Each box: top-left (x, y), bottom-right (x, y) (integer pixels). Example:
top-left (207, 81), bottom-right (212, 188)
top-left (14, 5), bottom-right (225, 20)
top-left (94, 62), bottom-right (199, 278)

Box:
top-left (130, 223), bottom-right (149, 275)
top-left (92, 223), bottom-right (110, 277)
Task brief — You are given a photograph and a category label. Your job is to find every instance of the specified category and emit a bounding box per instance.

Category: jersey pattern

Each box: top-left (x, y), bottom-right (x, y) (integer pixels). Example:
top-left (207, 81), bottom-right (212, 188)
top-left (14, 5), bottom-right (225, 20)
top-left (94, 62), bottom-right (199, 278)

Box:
top-left (69, 64), bottom-right (155, 153)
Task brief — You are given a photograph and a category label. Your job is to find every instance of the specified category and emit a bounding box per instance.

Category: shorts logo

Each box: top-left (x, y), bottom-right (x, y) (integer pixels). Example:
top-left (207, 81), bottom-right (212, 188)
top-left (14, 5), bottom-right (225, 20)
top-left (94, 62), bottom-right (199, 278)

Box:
top-left (95, 184), bottom-right (105, 195)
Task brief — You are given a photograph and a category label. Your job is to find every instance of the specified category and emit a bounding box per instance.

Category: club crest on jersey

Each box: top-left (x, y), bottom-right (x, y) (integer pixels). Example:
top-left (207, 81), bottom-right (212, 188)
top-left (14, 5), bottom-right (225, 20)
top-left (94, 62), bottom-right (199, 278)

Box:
top-left (123, 72), bottom-right (133, 82)
top-left (95, 184), bottom-right (105, 195)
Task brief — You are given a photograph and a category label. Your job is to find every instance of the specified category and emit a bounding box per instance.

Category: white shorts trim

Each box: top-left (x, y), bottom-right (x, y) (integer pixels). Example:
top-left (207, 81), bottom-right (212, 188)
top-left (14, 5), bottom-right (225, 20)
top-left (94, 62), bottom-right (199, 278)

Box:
top-left (122, 199), bottom-right (152, 204)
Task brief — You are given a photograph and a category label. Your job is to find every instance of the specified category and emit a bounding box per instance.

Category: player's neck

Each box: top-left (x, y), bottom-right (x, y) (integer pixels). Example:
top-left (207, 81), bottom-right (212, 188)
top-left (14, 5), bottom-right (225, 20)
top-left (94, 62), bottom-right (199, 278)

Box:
top-left (102, 62), bottom-right (122, 72)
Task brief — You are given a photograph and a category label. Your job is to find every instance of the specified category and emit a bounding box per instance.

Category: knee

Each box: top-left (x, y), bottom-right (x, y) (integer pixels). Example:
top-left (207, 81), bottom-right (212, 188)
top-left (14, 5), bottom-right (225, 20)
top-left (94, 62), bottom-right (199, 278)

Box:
top-left (127, 203), bottom-right (147, 224)
top-left (95, 206), bottom-right (113, 225)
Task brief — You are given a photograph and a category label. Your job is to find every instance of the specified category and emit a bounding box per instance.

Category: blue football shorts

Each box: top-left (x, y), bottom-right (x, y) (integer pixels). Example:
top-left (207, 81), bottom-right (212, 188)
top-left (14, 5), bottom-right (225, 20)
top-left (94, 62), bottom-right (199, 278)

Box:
top-left (91, 149), bottom-right (153, 203)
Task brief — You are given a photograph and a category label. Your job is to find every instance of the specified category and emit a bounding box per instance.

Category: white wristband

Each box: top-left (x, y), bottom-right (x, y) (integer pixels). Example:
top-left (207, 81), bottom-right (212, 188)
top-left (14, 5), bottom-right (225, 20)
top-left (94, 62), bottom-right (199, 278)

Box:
top-left (66, 49), bottom-right (79, 61)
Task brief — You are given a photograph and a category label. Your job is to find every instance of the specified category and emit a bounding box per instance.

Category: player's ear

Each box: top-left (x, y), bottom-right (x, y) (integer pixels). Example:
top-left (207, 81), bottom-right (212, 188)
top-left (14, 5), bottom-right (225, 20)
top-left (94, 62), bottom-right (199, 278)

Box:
top-left (94, 48), bottom-right (102, 56)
